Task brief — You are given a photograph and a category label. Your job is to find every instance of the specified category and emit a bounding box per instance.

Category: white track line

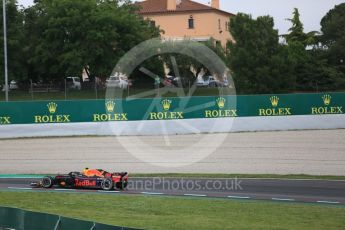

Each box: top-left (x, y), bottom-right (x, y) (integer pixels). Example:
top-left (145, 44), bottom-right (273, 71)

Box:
top-left (227, 195), bottom-right (251, 199)
top-left (8, 187), bottom-right (32, 190)
top-left (272, 198), bottom-right (295, 202)
top-left (141, 192), bottom-right (164, 195)
top-left (184, 194), bottom-right (207, 197)
top-left (98, 190), bottom-right (120, 193)
top-left (317, 201), bottom-right (340, 204)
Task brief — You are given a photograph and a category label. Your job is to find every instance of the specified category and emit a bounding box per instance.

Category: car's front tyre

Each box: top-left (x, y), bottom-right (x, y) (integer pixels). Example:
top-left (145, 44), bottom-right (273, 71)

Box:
top-left (101, 178), bottom-right (113, 191)
top-left (42, 176), bottom-right (54, 188)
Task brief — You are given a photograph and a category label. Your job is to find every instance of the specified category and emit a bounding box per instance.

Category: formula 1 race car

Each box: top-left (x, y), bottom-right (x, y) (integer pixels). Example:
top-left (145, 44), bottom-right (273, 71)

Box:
top-left (31, 169), bottom-right (128, 191)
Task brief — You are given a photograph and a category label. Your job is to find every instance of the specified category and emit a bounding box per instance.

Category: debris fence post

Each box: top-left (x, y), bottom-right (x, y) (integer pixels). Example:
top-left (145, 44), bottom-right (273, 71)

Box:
top-left (64, 79), bottom-right (67, 100)
top-left (95, 77), bottom-right (98, 99)
top-left (3, 0), bottom-right (9, 102)
top-left (30, 79), bottom-right (34, 100)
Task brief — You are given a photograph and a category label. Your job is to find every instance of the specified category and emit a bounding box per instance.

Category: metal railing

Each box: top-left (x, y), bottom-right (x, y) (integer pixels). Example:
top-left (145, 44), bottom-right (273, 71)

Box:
top-left (0, 207), bottom-right (140, 230)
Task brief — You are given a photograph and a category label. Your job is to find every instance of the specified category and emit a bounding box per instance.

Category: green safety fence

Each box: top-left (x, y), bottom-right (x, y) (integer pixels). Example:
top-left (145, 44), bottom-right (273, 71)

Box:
top-left (0, 207), bottom-right (139, 230)
top-left (0, 92), bottom-right (344, 125)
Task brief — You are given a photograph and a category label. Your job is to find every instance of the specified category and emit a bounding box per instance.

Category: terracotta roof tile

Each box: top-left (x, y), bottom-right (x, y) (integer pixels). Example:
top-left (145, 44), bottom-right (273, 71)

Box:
top-left (135, 0), bottom-right (168, 14)
top-left (135, 0), bottom-right (234, 16)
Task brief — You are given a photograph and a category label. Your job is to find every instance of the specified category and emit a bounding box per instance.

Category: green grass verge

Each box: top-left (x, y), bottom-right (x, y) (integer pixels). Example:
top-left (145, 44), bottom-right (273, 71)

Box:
top-left (131, 173), bottom-right (345, 180)
top-left (0, 191), bottom-right (344, 230)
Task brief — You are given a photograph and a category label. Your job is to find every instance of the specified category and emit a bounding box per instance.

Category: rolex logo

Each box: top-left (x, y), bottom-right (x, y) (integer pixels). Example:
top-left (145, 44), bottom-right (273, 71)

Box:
top-left (93, 100), bottom-right (127, 122)
top-left (150, 99), bottom-right (183, 120)
top-left (105, 101), bottom-right (116, 113)
top-left (311, 94), bottom-right (342, 115)
top-left (322, 94), bottom-right (331, 106)
top-left (36, 102), bottom-right (70, 123)
top-left (270, 96), bottom-right (279, 107)
top-left (47, 102), bottom-right (58, 114)
top-left (216, 97), bottom-right (226, 109)
top-left (259, 96), bottom-right (291, 116)
top-left (162, 99), bottom-right (172, 111)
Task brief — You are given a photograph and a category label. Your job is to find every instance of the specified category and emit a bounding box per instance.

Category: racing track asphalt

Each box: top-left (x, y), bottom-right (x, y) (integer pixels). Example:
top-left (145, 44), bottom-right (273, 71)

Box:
top-left (1, 177), bottom-right (345, 205)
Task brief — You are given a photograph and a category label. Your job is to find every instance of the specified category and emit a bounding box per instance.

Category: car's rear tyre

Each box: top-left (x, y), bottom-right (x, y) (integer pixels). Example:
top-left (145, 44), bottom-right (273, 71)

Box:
top-left (101, 178), bottom-right (113, 191)
top-left (115, 181), bottom-right (128, 190)
top-left (42, 176), bottom-right (54, 188)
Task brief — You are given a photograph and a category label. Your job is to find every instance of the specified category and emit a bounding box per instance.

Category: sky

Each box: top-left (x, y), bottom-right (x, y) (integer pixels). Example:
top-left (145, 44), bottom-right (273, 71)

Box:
top-left (16, 0), bottom-right (345, 34)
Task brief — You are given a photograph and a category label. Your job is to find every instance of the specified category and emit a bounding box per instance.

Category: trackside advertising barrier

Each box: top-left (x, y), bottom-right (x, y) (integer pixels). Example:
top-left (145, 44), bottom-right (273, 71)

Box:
top-left (0, 93), bottom-right (344, 124)
top-left (0, 92), bottom-right (344, 137)
top-left (0, 206), bottom-right (139, 230)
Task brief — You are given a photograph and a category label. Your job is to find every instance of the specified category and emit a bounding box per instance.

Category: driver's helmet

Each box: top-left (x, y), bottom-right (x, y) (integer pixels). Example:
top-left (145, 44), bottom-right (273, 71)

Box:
top-left (83, 167), bottom-right (89, 175)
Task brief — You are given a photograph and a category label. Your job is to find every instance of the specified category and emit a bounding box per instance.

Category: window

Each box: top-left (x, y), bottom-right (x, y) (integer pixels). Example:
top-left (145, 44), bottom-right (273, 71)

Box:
top-left (225, 21), bottom-right (229, 31)
top-left (218, 19), bottom-right (221, 30)
top-left (188, 16), bottom-right (194, 29)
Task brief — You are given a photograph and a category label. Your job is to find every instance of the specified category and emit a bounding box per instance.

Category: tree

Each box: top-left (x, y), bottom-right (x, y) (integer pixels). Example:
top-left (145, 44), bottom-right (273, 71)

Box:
top-left (24, 0), bottom-right (160, 83)
top-left (228, 13), bottom-right (295, 94)
top-left (284, 6), bottom-right (345, 91)
top-left (285, 8), bottom-right (317, 47)
top-left (320, 3), bottom-right (345, 70)
top-left (0, 0), bottom-right (26, 84)
top-left (284, 8), bottom-right (316, 91)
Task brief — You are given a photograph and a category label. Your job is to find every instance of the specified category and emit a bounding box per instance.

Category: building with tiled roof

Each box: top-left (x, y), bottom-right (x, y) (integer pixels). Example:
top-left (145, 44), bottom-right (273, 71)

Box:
top-left (136, 0), bottom-right (234, 47)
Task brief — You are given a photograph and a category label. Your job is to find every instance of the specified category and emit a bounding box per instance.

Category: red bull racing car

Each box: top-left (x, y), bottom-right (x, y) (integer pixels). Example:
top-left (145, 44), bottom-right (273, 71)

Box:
top-left (31, 169), bottom-right (128, 191)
